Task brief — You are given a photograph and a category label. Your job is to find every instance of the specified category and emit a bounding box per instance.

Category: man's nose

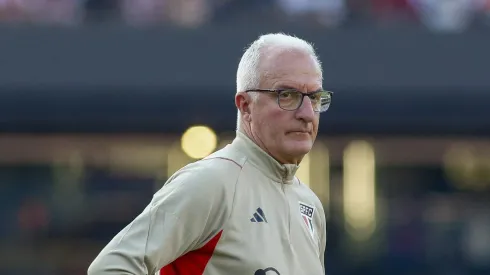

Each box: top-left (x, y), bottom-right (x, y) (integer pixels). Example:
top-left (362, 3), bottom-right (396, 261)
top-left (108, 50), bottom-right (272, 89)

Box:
top-left (295, 96), bottom-right (316, 122)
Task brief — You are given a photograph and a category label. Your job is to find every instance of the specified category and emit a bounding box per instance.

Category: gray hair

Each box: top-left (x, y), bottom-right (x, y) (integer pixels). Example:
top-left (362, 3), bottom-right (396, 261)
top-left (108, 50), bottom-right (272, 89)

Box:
top-left (235, 33), bottom-right (322, 130)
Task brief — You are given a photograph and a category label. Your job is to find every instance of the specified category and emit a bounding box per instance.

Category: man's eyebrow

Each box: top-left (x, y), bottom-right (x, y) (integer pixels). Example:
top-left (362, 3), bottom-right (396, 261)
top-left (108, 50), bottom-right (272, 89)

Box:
top-left (277, 85), bottom-right (323, 93)
top-left (310, 88), bottom-right (324, 93)
top-left (275, 85), bottom-right (297, 90)
top-left (274, 84), bottom-right (324, 94)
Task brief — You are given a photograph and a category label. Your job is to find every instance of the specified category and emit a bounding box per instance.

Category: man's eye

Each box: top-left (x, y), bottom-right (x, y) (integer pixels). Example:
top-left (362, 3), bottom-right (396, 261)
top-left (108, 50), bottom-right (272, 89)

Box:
top-left (279, 91), bottom-right (294, 98)
top-left (309, 94), bottom-right (321, 101)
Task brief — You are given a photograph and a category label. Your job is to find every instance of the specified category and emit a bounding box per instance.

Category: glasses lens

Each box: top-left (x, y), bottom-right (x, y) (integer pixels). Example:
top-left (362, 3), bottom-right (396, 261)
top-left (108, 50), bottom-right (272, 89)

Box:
top-left (278, 89), bottom-right (303, 110)
top-left (277, 89), bottom-right (332, 112)
top-left (318, 91), bottom-right (332, 112)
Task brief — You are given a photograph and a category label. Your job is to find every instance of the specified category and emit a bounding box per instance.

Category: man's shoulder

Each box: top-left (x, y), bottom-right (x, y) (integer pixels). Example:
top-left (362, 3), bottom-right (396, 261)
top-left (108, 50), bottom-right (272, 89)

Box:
top-left (203, 144), bottom-right (248, 168)
top-left (166, 148), bottom-right (244, 189)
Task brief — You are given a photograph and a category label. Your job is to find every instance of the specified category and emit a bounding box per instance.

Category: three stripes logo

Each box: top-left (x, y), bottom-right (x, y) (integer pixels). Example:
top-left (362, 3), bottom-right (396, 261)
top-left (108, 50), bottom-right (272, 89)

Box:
top-left (299, 202), bottom-right (315, 239)
top-left (250, 207), bottom-right (268, 223)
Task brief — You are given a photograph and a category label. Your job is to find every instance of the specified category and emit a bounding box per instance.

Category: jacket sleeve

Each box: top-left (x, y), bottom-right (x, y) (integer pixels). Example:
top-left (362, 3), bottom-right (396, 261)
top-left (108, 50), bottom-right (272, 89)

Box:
top-left (87, 159), bottom-right (239, 275)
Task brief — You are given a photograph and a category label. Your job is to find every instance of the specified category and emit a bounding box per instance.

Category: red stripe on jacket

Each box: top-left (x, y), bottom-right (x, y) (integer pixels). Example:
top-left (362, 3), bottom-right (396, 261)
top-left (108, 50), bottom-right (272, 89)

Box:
top-left (160, 230), bottom-right (223, 275)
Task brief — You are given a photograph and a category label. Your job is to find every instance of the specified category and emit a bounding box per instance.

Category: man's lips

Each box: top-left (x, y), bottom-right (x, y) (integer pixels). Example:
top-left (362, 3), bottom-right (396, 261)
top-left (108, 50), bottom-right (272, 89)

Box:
top-left (287, 130), bottom-right (311, 134)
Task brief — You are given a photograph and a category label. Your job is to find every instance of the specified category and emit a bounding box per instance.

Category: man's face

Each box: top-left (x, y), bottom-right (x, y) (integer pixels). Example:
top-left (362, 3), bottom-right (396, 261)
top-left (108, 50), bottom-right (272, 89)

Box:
top-left (249, 49), bottom-right (322, 164)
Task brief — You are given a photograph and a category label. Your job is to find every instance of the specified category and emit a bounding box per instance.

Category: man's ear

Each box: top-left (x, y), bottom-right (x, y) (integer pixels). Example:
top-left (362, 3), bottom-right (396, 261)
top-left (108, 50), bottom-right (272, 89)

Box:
top-left (235, 92), bottom-right (252, 121)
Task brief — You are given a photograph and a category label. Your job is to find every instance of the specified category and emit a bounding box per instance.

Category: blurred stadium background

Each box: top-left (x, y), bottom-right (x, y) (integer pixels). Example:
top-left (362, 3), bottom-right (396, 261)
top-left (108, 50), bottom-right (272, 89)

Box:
top-left (1, 0), bottom-right (490, 274)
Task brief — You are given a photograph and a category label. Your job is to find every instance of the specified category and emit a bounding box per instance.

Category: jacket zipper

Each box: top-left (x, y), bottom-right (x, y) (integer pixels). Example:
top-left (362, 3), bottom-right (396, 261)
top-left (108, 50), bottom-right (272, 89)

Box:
top-left (281, 182), bottom-right (291, 243)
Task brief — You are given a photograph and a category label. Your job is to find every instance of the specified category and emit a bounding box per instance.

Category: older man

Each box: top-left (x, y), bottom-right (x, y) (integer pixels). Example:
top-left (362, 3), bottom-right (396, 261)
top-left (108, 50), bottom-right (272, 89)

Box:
top-left (88, 33), bottom-right (332, 275)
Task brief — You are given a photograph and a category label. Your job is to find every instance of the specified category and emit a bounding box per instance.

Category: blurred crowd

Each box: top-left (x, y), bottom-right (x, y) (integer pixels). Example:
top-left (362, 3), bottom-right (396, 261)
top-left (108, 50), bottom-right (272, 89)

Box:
top-left (0, 0), bottom-right (489, 32)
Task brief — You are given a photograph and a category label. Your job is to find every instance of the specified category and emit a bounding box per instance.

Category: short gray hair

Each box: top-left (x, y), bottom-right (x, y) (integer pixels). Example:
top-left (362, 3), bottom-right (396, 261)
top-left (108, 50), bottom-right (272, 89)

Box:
top-left (235, 33), bottom-right (322, 129)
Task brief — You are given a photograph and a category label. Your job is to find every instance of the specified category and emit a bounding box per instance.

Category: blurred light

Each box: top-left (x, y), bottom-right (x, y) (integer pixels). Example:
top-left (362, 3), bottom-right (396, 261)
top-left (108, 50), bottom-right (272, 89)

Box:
top-left (298, 143), bottom-right (331, 204)
top-left (444, 144), bottom-right (475, 173)
top-left (17, 199), bottom-right (49, 231)
top-left (167, 142), bottom-right (193, 182)
top-left (462, 215), bottom-right (490, 267)
top-left (343, 140), bottom-right (376, 241)
top-left (311, 142), bottom-right (330, 206)
top-left (296, 153), bottom-right (310, 187)
top-left (181, 125), bottom-right (217, 159)
top-left (52, 150), bottom-right (85, 191)
top-left (443, 144), bottom-right (488, 190)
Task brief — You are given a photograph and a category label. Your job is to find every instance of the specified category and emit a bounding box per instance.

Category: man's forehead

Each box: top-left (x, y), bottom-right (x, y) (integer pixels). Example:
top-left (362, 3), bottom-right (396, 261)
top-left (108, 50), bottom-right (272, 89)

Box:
top-left (263, 69), bottom-right (321, 79)
top-left (258, 48), bottom-right (322, 88)
top-left (261, 67), bottom-right (322, 86)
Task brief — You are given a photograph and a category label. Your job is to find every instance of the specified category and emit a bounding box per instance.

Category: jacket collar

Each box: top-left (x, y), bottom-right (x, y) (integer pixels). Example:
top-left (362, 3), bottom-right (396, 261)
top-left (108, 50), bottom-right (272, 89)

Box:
top-left (232, 131), bottom-right (299, 184)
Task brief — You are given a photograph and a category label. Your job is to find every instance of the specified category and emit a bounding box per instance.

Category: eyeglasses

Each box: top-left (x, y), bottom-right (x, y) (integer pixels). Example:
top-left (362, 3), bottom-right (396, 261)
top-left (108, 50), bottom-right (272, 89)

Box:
top-left (245, 89), bottom-right (333, 113)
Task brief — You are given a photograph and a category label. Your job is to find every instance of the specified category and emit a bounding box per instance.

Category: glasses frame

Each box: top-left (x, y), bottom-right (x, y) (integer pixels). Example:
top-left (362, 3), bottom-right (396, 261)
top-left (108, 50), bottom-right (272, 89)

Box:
top-left (244, 89), bottom-right (334, 113)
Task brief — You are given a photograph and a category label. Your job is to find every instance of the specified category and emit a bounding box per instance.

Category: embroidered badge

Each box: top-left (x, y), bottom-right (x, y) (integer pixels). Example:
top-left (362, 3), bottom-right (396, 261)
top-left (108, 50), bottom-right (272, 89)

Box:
top-left (299, 202), bottom-right (316, 239)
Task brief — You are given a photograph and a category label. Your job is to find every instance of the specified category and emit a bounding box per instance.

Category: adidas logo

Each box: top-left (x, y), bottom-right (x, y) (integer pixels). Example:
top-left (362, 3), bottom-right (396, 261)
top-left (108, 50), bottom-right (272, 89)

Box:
top-left (250, 207), bottom-right (268, 223)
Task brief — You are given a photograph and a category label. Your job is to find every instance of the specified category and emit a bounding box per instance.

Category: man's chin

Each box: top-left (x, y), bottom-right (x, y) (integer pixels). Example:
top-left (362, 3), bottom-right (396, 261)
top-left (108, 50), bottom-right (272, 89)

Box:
top-left (286, 140), bottom-right (313, 155)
